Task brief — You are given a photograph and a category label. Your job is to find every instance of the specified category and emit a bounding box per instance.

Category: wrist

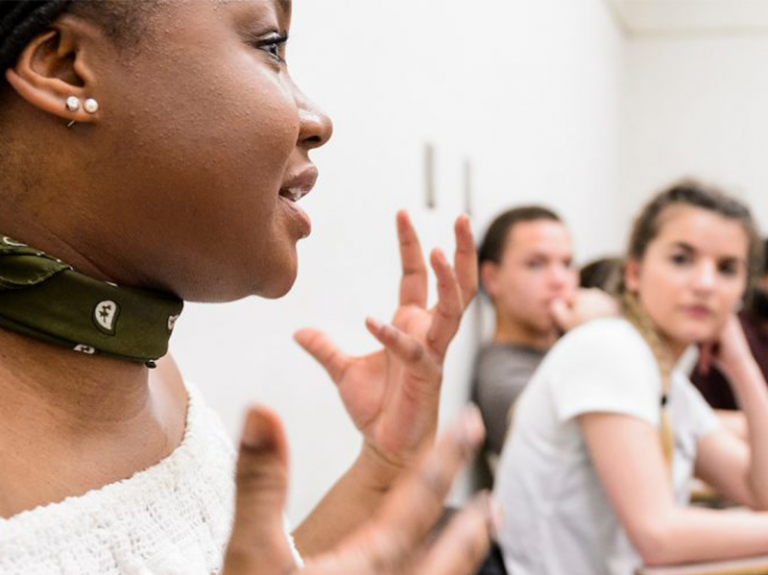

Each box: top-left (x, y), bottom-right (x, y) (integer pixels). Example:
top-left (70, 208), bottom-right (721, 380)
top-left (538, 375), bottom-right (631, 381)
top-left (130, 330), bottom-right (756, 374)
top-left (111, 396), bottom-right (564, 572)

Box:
top-left (725, 357), bottom-right (765, 392)
top-left (352, 441), bottom-right (410, 495)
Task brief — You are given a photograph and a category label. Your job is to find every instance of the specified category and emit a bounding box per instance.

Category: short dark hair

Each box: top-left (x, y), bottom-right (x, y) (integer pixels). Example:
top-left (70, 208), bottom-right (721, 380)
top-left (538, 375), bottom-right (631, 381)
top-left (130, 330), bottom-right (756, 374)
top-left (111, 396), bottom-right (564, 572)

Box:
top-left (478, 205), bottom-right (562, 266)
top-left (0, 1), bottom-right (152, 73)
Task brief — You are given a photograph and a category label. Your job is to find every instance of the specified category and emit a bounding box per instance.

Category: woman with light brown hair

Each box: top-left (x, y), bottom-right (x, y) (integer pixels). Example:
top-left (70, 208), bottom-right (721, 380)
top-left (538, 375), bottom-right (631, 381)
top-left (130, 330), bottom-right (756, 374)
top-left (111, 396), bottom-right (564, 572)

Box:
top-left (494, 181), bottom-right (768, 575)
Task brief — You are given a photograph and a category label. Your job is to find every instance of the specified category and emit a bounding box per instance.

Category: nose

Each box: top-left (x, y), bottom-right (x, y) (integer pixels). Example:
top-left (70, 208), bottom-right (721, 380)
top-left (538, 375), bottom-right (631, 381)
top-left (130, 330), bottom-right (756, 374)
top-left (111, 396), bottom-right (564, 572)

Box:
top-left (548, 263), bottom-right (573, 291)
top-left (295, 88), bottom-right (333, 151)
top-left (692, 260), bottom-right (716, 292)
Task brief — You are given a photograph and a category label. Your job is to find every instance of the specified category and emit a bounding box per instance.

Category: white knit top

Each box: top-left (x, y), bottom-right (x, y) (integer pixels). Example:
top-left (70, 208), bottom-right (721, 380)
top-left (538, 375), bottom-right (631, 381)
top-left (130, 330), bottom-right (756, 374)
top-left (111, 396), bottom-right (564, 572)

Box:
top-left (0, 384), bottom-right (295, 575)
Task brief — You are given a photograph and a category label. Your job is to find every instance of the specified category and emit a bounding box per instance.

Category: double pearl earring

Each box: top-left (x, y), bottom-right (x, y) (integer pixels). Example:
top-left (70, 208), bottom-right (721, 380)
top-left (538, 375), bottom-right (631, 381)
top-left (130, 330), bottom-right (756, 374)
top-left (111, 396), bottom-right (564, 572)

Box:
top-left (66, 96), bottom-right (100, 127)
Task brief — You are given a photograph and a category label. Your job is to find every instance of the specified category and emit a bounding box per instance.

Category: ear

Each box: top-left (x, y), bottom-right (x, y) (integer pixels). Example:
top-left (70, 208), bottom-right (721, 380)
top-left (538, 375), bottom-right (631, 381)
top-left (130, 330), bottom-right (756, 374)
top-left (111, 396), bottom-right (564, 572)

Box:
top-left (480, 262), bottom-right (500, 299)
top-left (624, 257), bottom-right (641, 293)
top-left (4, 14), bottom-right (103, 126)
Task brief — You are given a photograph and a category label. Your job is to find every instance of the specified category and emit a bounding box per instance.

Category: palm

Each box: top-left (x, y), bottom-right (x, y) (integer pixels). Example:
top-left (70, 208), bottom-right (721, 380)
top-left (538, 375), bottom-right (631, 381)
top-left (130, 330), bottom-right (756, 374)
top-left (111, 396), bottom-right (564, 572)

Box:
top-left (295, 211), bottom-right (477, 466)
top-left (336, 306), bottom-right (436, 460)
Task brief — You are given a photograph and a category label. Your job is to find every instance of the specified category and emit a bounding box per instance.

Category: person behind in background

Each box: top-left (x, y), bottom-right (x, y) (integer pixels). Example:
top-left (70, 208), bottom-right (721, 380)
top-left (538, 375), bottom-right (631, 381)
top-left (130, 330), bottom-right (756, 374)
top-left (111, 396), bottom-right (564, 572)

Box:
top-left (0, 1), bottom-right (493, 573)
top-left (579, 256), bottom-right (623, 296)
top-left (494, 181), bottom-right (768, 575)
top-left (472, 206), bottom-right (616, 465)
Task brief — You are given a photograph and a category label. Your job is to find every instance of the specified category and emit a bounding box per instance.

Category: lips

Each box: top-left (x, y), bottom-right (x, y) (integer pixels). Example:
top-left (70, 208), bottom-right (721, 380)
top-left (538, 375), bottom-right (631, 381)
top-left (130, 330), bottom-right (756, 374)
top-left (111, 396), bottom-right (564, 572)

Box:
top-left (279, 166), bottom-right (318, 203)
top-left (681, 304), bottom-right (714, 319)
top-left (278, 166), bottom-right (318, 239)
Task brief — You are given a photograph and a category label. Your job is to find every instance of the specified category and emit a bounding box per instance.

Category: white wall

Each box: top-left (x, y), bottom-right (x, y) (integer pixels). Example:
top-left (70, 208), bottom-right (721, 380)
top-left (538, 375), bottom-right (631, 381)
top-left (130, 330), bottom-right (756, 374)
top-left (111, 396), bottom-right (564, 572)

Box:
top-left (621, 34), bottom-right (768, 233)
top-left (170, 0), bottom-right (625, 525)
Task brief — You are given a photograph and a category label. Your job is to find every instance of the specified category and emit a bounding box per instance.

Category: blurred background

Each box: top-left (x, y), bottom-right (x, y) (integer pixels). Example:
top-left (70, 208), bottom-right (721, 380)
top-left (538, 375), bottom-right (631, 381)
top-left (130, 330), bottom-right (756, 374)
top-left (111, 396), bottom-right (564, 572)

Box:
top-left (171, 0), bottom-right (768, 524)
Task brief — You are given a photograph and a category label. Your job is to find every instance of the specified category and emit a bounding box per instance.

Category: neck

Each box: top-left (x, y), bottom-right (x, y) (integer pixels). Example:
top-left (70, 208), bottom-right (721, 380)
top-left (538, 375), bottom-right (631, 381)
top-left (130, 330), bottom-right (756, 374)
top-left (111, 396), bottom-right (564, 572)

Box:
top-left (492, 313), bottom-right (558, 350)
top-left (659, 332), bottom-right (688, 363)
top-left (0, 328), bottom-right (151, 433)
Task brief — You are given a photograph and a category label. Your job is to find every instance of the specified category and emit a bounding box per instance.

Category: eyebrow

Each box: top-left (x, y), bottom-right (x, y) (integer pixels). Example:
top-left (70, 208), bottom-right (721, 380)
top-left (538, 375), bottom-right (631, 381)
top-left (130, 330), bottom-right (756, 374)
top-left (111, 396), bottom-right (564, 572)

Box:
top-left (671, 241), bottom-right (695, 252)
top-left (220, 0), bottom-right (291, 16)
top-left (671, 241), bottom-right (744, 262)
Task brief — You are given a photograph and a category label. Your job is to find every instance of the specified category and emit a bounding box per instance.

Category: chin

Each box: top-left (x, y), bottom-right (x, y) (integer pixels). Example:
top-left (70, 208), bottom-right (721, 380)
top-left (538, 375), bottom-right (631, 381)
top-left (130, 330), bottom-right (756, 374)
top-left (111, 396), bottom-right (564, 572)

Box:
top-left (252, 262), bottom-right (299, 300)
top-left (176, 261), bottom-right (298, 303)
top-left (672, 325), bottom-right (718, 346)
top-left (257, 276), bottom-right (298, 299)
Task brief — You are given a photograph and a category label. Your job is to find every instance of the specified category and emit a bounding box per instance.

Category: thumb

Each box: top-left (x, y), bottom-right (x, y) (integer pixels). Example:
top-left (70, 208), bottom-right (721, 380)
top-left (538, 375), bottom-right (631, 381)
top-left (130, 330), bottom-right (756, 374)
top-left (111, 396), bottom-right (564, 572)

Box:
top-left (223, 406), bottom-right (296, 574)
top-left (549, 298), bottom-right (572, 332)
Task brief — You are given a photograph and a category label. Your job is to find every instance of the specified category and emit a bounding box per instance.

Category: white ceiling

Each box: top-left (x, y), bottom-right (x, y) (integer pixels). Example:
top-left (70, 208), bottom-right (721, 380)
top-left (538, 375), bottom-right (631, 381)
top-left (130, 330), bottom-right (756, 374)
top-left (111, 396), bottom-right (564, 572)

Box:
top-left (607, 0), bottom-right (768, 35)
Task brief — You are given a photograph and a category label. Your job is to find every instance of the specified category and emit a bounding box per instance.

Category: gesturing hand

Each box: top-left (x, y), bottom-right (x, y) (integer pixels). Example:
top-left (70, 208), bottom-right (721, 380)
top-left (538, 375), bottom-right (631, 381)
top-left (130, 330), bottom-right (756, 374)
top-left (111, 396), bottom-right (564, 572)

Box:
top-left (294, 211), bottom-right (477, 472)
top-left (222, 405), bottom-right (493, 575)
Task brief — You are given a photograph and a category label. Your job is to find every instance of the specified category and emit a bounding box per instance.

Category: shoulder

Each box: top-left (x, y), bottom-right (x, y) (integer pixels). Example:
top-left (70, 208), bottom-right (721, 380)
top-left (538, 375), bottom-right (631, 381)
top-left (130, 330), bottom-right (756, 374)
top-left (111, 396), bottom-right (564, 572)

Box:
top-left (542, 319), bottom-right (662, 424)
top-left (475, 344), bottom-right (544, 383)
top-left (551, 317), bottom-right (652, 364)
top-left (477, 343), bottom-right (544, 366)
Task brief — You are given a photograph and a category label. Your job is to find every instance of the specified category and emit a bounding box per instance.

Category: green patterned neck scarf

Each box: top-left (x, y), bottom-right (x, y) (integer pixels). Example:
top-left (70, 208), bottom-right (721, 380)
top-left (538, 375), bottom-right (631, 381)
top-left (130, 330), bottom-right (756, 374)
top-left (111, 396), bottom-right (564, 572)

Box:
top-left (0, 235), bottom-right (183, 367)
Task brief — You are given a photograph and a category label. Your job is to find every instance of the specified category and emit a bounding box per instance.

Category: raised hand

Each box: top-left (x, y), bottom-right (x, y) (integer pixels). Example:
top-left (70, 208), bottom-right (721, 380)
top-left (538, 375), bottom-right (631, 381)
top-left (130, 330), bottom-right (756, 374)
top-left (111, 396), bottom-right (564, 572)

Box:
top-left (708, 314), bottom-right (755, 382)
top-left (294, 211), bottom-right (477, 470)
top-left (222, 405), bottom-right (493, 575)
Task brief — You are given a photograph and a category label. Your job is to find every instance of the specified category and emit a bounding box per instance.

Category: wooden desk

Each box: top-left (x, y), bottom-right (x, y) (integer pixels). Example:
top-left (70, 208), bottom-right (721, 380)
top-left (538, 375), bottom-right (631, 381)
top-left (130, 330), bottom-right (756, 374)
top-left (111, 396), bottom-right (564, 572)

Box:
top-left (637, 555), bottom-right (768, 575)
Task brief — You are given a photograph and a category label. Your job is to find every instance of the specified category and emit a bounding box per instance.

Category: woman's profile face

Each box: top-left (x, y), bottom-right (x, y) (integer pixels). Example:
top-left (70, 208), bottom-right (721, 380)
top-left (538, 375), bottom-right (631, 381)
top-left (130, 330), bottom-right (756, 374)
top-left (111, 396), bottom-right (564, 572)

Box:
top-left (67, 0), bottom-right (332, 302)
top-left (625, 205), bottom-right (749, 350)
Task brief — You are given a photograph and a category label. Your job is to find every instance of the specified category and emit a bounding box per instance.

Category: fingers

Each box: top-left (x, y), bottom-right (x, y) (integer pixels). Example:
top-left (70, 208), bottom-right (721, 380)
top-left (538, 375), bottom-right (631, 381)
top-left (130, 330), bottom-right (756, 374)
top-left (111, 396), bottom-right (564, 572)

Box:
top-left (397, 210), bottom-right (429, 308)
top-left (418, 493), bottom-right (495, 575)
top-left (223, 406), bottom-right (297, 574)
top-left (453, 215), bottom-right (478, 311)
top-left (697, 342), bottom-right (714, 375)
top-left (294, 328), bottom-right (351, 384)
top-left (549, 298), bottom-right (572, 333)
top-left (349, 406), bottom-right (485, 568)
top-left (426, 249), bottom-right (464, 357)
top-left (366, 317), bottom-right (436, 380)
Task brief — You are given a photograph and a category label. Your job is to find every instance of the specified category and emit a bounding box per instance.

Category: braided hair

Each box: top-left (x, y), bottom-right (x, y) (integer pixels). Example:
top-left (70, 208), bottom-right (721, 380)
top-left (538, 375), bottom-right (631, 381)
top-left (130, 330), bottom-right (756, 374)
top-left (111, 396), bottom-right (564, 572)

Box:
top-left (619, 180), bottom-right (762, 469)
top-left (0, 1), bottom-right (71, 71)
top-left (0, 0), bottom-right (153, 79)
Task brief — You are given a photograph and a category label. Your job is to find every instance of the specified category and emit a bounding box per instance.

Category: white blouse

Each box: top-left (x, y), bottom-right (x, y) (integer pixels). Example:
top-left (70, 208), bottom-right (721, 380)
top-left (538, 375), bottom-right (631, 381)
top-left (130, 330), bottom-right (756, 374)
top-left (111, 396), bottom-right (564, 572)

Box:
top-left (0, 383), bottom-right (301, 574)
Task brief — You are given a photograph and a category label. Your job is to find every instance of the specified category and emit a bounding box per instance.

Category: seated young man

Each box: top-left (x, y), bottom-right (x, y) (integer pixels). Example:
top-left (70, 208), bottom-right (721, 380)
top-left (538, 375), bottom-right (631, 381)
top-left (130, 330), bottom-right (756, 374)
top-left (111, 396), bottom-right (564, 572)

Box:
top-left (472, 207), bottom-right (617, 467)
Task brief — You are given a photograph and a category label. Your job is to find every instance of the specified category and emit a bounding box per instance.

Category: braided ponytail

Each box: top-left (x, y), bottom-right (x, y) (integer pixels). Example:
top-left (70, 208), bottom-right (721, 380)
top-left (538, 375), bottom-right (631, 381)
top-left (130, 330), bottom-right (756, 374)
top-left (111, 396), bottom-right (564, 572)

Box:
top-left (620, 290), bottom-right (675, 467)
top-left (0, 1), bottom-right (71, 72)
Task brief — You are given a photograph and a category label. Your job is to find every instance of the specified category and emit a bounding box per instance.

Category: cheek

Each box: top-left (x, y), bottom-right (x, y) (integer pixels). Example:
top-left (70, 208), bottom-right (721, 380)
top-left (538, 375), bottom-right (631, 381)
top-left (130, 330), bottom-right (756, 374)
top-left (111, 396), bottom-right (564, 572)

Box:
top-left (717, 281), bottom-right (747, 314)
top-left (638, 269), bottom-right (677, 323)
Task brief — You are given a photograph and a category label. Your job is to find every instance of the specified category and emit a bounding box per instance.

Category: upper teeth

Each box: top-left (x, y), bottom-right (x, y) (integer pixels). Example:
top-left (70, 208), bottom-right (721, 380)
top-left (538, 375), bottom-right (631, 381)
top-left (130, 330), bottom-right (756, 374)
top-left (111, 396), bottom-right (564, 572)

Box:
top-left (282, 188), bottom-right (305, 202)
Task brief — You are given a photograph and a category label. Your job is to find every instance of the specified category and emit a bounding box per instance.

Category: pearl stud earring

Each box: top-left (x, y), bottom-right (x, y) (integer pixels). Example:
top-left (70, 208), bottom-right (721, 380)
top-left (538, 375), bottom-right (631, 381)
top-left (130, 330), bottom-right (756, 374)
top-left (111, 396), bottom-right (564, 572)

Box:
top-left (65, 96), bottom-right (81, 112)
top-left (84, 98), bottom-right (99, 114)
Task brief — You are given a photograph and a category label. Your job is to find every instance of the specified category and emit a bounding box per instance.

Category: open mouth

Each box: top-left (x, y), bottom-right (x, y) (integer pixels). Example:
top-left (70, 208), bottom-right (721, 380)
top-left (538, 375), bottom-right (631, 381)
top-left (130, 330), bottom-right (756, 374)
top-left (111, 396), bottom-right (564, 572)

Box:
top-left (279, 187), bottom-right (310, 202)
top-left (279, 167), bottom-right (318, 203)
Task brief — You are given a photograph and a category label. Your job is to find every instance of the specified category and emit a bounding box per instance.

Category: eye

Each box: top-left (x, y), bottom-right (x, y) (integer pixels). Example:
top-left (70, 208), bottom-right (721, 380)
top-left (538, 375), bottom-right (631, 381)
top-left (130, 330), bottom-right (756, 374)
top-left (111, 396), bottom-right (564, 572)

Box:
top-left (526, 258), bottom-right (545, 270)
top-left (254, 32), bottom-right (288, 63)
top-left (670, 252), bottom-right (691, 266)
top-left (718, 259), bottom-right (740, 277)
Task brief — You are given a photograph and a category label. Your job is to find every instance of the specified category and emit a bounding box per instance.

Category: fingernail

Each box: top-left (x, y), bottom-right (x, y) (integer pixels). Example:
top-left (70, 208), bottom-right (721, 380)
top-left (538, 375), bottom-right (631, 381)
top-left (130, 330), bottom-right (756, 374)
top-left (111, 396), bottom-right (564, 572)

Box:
top-left (242, 409), bottom-right (270, 450)
top-left (366, 317), bottom-right (383, 332)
